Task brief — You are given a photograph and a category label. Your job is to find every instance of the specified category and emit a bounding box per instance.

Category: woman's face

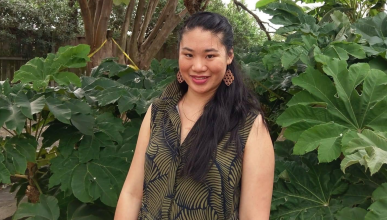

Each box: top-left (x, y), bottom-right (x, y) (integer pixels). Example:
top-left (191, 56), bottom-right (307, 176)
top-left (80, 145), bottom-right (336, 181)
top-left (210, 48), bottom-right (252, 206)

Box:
top-left (179, 28), bottom-right (234, 96)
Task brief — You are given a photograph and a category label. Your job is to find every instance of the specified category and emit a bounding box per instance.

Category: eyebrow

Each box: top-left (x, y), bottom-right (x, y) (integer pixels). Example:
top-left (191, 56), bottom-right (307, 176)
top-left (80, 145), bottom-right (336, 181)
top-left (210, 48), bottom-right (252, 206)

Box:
top-left (182, 47), bottom-right (219, 53)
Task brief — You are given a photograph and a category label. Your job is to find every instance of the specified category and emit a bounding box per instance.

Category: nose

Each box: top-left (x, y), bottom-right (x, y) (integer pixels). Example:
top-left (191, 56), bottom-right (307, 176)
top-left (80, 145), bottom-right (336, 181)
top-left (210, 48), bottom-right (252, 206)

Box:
top-left (191, 58), bottom-right (207, 72)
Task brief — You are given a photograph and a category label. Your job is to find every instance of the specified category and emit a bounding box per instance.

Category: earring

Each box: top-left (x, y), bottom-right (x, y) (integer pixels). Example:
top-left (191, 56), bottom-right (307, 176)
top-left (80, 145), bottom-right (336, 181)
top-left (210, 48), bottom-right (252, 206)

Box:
top-left (177, 71), bottom-right (184, 83)
top-left (223, 69), bottom-right (234, 86)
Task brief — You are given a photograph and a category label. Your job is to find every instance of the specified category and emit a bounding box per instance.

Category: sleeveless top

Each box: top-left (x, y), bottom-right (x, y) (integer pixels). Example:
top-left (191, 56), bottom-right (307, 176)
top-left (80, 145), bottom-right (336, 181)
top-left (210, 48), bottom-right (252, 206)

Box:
top-left (138, 81), bottom-right (258, 220)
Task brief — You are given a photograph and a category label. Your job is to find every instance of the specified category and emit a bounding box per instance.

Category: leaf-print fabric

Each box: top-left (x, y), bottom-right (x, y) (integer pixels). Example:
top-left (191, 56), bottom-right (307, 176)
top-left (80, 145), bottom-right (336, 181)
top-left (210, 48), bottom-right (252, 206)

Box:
top-left (139, 81), bottom-right (257, 220)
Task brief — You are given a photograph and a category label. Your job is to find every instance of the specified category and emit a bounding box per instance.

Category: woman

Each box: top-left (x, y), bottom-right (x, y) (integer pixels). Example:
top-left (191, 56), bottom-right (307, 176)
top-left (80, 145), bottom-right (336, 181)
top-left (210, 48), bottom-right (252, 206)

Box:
top-left (115, 12), bottom-right (274, 220)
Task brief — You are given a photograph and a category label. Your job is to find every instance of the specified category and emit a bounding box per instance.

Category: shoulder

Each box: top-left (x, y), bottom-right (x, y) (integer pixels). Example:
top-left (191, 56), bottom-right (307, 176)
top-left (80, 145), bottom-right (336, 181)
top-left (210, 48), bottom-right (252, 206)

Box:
top-left (244, 113), bottom-right (273, 159)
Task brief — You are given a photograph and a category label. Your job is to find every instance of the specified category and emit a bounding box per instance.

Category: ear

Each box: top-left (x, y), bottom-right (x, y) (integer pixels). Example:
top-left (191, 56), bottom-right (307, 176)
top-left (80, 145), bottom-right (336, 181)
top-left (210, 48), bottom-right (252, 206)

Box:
top-left (227, 48), bottom-right (234, 65)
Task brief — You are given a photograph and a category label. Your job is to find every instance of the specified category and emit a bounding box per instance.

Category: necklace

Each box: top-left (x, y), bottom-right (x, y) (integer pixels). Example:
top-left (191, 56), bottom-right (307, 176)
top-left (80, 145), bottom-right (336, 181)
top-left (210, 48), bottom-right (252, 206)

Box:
top-left (181, 96), bottom-right (202, 123)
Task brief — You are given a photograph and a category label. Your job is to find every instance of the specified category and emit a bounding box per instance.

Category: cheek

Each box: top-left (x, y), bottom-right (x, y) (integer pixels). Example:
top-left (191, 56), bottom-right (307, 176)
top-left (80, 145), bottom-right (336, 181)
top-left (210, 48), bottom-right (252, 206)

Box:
top-left (178, 58), bottom-right (190, 73)
top-left (209, 62), bottom-right (227, 75)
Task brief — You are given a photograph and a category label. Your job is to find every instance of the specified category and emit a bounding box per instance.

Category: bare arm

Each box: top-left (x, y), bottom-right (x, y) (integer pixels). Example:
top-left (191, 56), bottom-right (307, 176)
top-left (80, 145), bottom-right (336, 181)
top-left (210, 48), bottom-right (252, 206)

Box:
top-left (239, 114), bottom-right (275, 220)
top-left (115, 105), bottom-right (152, 220)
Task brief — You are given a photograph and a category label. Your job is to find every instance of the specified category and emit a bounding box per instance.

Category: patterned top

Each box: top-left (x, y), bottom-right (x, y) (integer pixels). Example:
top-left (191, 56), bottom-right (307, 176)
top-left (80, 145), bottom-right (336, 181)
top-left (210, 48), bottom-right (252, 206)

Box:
top-left (139, 81), bottom-right (258, 220)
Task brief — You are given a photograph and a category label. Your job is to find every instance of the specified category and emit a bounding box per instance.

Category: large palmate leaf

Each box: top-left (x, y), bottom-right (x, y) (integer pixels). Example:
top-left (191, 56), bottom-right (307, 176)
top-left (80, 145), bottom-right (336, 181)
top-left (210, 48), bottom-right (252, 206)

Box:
top-left (278, 57), bottom-right (387, 162)
top-left (0, 95), bottom-right (12, 128)
top-left (271, 155), bottom-right (345, 219)
top-left (13, 194), bottom-right (60, 220)
top-left (1, 135), bottom-right (38, 179)
top-left (341, 129), bottom-right (387, 175)
top-left (66, 199), bottom-right (113, 220)
top-left (365, 183), bottom-right (387, 220)
top-left (12, 45), bottom-right (89, 91)
top-left (49, 151), bottom-right (129, 207)
top-left (353, 12), bottom-right (387, 47)
top-left (335, 207), bottom-right (367, 220)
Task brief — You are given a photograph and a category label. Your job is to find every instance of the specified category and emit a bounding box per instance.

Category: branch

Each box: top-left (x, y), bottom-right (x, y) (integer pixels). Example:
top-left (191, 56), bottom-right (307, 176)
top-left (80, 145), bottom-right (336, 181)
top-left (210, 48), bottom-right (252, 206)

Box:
top-left (78, 0), bottom-right (94, 46)
top-left (118, 0), bottom-right (137, 61)
top-left (129, 0), bottom-right (146, 58)
top-left (94, 0), bottom-right (113, 48)
top-left (142, 8), bottom-right (188, 66)
top-left (88, 0), bottom-right (97, 29)
top-left (93, 0), bottom-right (103, 46)
top-left (2, 127), bottom-right (15, 136)
top-left (138, 0), bottom-right (160, 44)
top-left (233, 0), bottom-right (271, 41)
top-left (141, 0), bottom-right (179, 52)
top-left (262, 21), bottom-right (277, 31)
top-left (201, 0), bottom-right (211, 11)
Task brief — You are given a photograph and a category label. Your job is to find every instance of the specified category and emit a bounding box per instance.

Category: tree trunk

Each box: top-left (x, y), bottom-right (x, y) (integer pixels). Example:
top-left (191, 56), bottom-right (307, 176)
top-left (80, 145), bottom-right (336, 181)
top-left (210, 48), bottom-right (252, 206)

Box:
top-left (79, 0), bottom-right (206, 71)
top-left (78, 0), bottom-right (113, 74)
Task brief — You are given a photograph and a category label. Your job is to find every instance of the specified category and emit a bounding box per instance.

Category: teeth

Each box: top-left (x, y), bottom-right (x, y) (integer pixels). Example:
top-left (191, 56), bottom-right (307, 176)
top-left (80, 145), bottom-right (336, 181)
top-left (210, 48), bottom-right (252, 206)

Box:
top-left (194, 77), bottom-right (207, 79)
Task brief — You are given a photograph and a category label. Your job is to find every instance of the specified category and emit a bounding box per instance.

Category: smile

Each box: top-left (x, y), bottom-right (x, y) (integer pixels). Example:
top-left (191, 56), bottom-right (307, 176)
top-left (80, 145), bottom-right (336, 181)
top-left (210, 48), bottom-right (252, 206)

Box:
top-left (191, 76), bottom-right (210, 84)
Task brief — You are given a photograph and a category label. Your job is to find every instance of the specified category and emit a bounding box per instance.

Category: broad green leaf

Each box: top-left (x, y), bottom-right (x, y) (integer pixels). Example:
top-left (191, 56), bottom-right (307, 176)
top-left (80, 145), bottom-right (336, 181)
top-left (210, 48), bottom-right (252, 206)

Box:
top-left (117, 96), bottom-right (135, 113)
top-left (4, 106), bottom-right (26, 134)
top-left (0, 159), bottom-right (11, 184)
top-left (49, 153), bottom-right (79, 193)
top-left (286, 90), bottom-right (324, 106)
top-left (281, 46), bottom-right (307, 69)
top-left (277, 104), bottom-right (332, 127)
top-left (342, 130), bottom-right (387, 175)
top-left (46, 97), bottom-right (71, 124)
top-left (78, 135), bottom-right (100, 163)
top-left (365, 183), bottom-right (387, 220)
top-left (294, 122), bottom-right (348, 162)
top-left (53, 72), bottom-right (81, 87)
top-left (91, 58), bottom-right (128, 78)
top-left (95, 87), bottom-right (127, 106)
top-left (354, 12), bottom-right (387, 46)
top-left (15, 93), bottom-right (45, 119)
top-left (340, 184), bottom-right (375, 207)
top-left (13, 194), bottom-right (60, 220)
top-left (55, 44), bottom-right (90, 68)
top-left (12, 45), bottom-right (89, 91)
top-left (95, 113), bottom-right (124, 144)
top-left (12, 58), bottom-right (51, 91)
top-left (5, 135), bottom-right (37, 163)
top-left (66, 200), bottom-right (113, 220)
top-left (256, 0), bottom-right (277, 8)
top-left (70, 114), bottom-right (94, 135)
top-left (71, 164), bottom-right (93, 203)
top-left (58, 132), bottom-right (83, 158)
top-left (65, 99), bottom-right (92, 115)
top-left (332, 42), bottom-right (366, 59)
top-left (271, 158), bottom-right (344, 219)
top-left (0, 96), bottom-right (12, 127)
top-left (71, 161), bottom-right (119, 207)
top-left (335, 207), bottom-right (367, 220)
top-left (322, 45), bottom-right (349, 60)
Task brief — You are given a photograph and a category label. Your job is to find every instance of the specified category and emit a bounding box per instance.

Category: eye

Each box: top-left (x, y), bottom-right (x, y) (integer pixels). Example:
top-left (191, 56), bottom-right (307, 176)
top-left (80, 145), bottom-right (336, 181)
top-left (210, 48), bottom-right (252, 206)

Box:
top-left (206, 54), bottom-right (215, 59)
top-left (184, 54), bottom-right (193, 58)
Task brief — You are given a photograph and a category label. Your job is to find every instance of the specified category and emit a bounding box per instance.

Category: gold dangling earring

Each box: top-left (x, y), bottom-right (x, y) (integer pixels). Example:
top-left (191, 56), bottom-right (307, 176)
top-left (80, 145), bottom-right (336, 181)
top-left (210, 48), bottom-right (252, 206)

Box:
top-left (223, 69), bottom-right (234, 86)
top-left (177, 71), bottom-right (184, 83)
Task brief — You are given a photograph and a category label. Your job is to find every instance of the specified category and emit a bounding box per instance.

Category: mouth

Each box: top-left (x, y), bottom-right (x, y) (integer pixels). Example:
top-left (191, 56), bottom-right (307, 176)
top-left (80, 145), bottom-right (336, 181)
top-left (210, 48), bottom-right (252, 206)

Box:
top-left (190, 75), bottom-right (210, 84)
top-left (191, 76), bottom-right (209, 79)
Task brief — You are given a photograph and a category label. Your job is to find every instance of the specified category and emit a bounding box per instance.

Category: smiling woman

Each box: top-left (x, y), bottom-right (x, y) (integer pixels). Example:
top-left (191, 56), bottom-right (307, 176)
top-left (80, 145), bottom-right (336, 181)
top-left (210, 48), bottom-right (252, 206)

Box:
top-left (115, 12), bottom-right (274, 220)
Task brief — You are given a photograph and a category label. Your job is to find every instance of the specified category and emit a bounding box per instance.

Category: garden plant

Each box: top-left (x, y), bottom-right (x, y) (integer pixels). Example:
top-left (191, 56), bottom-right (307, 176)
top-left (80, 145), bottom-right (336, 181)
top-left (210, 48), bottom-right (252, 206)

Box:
top-left (0, 1), bottom-right (387, 219)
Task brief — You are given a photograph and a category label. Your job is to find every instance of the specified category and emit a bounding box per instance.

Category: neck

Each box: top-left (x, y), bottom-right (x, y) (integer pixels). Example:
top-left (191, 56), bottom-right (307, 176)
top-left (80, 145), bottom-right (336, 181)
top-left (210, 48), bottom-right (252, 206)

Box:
top-left (183, 87), bottom-right (216, 108)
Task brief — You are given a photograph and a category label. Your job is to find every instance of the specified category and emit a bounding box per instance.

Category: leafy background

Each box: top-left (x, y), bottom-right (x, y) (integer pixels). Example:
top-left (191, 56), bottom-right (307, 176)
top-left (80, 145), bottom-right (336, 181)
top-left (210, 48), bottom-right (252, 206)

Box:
top-left (1, 0), bottom-right (387, 219)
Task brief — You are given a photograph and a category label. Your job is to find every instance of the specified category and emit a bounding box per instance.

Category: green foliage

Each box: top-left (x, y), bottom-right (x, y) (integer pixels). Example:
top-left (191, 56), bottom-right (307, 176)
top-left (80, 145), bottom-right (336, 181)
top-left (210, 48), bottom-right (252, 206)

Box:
top-left (0, 0), bottom-right (80, 58)
top-left (12, 45), bottom-right (90, 91)
top-left (0, 44), bottom-right (176, 219)
top-left (207, 0), bottom-right (267, 53)
top-left (13, 194), bottom-right (60, 220)
top-left (248, 1), bottom-right (387, 218)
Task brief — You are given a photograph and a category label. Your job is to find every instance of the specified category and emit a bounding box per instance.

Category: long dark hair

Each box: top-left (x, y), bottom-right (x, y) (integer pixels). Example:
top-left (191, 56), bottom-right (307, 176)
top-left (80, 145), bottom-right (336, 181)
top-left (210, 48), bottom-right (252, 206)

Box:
top-left (178, 12), bottom-right (265, 181)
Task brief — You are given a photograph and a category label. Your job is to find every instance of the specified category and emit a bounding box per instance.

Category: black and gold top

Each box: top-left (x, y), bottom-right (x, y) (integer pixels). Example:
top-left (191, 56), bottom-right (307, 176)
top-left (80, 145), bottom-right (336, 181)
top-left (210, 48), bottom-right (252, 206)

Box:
top-left (139, 81), bottom-right (258, 220)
